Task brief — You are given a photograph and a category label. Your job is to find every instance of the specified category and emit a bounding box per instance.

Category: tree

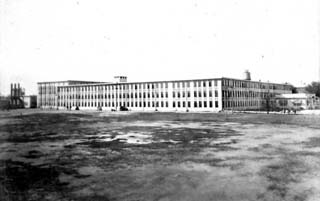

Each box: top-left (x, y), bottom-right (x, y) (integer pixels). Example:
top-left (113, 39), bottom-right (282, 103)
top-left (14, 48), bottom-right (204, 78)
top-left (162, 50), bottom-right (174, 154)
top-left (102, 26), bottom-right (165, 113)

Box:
top-left (305, 82), bottom-right (320, 97)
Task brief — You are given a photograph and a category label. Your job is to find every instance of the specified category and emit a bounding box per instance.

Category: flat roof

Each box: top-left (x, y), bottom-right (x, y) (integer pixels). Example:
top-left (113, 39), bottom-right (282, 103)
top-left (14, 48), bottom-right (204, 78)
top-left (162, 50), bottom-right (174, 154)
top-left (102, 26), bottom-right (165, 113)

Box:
top-left (221, 77), bottom-right (293, 86)
top-left (57, 77), bottom-right (292, 88)
top-left (37, 80), bottom-right (104, 84)
top-left (58, 77), bottom-right (222, 88)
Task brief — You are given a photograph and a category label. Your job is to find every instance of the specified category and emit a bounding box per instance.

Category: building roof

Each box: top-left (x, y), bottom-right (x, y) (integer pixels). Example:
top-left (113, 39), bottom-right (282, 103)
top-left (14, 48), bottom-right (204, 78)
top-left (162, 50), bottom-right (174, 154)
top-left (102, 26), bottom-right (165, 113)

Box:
top-left (56, 77), bottom-right (293, 88)
top-left (37, 80), bottom-right (104, 84)
top-left (221, 77), bottom-right (293, 86)
top-left (58, 77), bottom-right (223, 88)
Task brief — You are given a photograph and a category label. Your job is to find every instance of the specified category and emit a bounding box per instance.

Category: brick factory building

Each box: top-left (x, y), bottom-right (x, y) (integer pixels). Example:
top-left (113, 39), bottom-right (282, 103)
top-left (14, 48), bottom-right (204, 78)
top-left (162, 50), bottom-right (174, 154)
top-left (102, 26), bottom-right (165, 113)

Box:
top-left (37, 73), bottom-right (293, 112)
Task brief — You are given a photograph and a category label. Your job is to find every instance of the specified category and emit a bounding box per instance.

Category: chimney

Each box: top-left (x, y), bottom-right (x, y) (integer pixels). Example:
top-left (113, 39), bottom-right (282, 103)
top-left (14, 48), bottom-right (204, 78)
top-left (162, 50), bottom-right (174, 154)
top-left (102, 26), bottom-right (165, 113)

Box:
top-left (14, 83), bottom-right (17, 97)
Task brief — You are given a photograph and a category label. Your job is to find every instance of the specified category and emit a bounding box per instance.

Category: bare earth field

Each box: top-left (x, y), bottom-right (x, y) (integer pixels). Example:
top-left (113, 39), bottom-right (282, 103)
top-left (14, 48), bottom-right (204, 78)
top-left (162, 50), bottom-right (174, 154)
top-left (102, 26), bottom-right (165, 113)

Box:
top-left (0, 110), bottom-right (320, 201)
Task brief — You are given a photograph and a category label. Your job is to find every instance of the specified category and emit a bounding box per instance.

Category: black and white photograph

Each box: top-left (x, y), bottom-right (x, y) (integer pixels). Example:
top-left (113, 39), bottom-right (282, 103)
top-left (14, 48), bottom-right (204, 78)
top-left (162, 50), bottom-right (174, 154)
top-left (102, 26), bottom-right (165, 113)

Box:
top-left (1, 0), bottom-right (320, 200)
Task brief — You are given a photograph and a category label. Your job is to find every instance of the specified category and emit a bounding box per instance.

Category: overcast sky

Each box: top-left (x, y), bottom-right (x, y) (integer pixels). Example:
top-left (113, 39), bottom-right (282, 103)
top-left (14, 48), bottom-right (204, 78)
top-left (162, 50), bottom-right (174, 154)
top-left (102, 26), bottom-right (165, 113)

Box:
top-left (0, 0), bottom-right (319, 95)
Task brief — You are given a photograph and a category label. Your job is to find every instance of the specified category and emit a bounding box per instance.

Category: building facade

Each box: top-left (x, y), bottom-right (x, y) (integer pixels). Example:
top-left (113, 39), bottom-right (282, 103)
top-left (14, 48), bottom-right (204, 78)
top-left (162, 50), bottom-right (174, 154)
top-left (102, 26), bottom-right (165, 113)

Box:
top-left (38, 77), bottom-right (293, 112)
top-left (222, 78), bottom-right (293, 111)
top-left (37, 80), bottom-right (104, 108)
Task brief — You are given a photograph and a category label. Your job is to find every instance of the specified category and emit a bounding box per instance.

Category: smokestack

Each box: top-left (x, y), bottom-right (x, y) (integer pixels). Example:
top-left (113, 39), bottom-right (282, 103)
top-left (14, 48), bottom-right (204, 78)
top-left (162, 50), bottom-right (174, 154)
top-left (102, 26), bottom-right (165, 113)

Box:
top-left (14, 83), bottom-right (17, 97)
top-left (18, 83), bottom-right (20, 97)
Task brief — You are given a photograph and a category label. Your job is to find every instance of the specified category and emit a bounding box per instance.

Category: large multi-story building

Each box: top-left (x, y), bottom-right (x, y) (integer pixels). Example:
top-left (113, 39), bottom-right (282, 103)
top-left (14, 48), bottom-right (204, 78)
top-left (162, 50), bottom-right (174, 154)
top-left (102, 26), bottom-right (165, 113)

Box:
top-left (37, 74), bottom-right (293, 112)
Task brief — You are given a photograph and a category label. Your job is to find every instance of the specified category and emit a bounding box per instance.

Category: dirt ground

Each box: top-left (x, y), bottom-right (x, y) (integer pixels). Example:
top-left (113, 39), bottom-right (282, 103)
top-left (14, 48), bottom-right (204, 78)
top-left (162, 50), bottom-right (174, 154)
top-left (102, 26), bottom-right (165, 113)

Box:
top-left (0, 109), bottom-right (320, 201)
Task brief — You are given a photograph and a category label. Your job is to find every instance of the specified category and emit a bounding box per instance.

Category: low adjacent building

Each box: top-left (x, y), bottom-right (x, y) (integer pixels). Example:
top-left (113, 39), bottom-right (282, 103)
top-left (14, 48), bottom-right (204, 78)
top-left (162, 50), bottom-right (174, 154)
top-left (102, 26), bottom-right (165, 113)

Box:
top-left (23, 95), bottom-right (37, 108)
top-left (275, 93), bottom-right (320, 110)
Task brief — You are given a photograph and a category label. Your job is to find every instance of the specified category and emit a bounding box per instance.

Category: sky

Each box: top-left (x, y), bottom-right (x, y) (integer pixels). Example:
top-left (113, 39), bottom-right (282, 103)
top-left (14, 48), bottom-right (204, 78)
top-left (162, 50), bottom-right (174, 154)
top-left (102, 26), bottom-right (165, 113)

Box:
top-left (0, 0), bottom-right (319, 95)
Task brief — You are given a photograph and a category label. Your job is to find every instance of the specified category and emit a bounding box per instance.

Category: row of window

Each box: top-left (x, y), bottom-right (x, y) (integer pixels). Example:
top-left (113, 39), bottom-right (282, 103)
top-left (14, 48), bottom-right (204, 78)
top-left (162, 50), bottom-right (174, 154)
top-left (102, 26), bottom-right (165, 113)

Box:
top-left (172, 80), bottom-right (218, 88)
top-left (224, 100), bottom-right (261, 108)
top-left (173, 91), bottom-right (219, 98)
top-left (222, 79), bottom-right (292, 91)
top-left (58, 100), bottom-right (220, 109)
top-left (58, 80), bottom-right (220, 93)
top-left (173, 101), bottom-right (219, 108)
top-left (222, 90), bottom-right (276, 98)
top-left (59, 90), bottom-right (221, 100)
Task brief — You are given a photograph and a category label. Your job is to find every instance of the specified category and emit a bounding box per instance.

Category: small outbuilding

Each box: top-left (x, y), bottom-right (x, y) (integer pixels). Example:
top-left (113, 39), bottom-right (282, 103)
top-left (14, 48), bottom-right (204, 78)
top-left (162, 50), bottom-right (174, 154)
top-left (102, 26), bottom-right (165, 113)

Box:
top-left (23, 95), bottom-right (37, 108)
top-left (275, 93), bottom-right (320, 110)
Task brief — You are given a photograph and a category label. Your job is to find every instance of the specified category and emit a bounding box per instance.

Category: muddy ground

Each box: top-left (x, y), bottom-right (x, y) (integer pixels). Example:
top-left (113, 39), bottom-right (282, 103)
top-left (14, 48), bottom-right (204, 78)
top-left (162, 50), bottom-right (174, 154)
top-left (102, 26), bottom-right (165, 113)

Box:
top-left (0, 110), bottom-right (320, 201)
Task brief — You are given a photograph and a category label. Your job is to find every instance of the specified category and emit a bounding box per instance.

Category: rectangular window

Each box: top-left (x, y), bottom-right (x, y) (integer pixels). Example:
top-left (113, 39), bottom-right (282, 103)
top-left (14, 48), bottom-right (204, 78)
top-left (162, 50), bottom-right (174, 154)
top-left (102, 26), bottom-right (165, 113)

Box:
top-left (209, 81), bottom-right (212, 87)
top-left (194, 101), bottom-right (197, 108)
top-left (194, 91), bottom-right (197, 97)
top-left (173, 102), bottom-right (176, 107)
top-left (215, 90), bottom-right (219, 97)
top-left (209, 101), bottom-right (213, 108)
top-left (166, 101), bottom-right (168, 107)
top-left (187, 101), bottom-right (191, 108)
top-left (214, 80), bottom-right (218, 86)
top-left (173, 92), bottom-right (175, 98)
top-left (215, 101), bottom-right (219, 108)
top-left (178, 102), bottom-right (180, 107)
top-left (199, 101), bottom-right (202, 107)
top-left (204, 101), bottom-right (207, 107)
